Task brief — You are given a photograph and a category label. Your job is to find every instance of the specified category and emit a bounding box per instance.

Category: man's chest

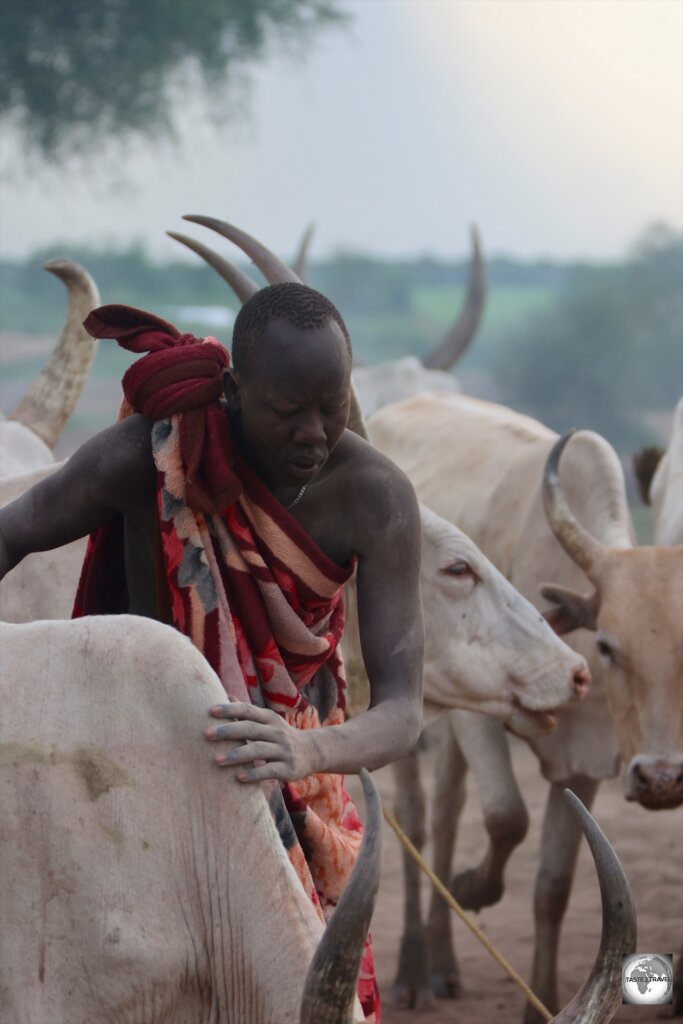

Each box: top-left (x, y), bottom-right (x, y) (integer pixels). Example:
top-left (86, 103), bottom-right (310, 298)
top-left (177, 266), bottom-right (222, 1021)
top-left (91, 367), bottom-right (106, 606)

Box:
top-left (289, 481), bottom-right (357, 570)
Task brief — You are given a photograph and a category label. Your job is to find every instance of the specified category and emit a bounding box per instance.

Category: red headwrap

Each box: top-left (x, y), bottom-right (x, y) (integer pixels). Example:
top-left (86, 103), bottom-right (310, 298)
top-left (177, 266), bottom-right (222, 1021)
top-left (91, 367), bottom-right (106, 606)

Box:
top-left (84, 304), bottom-right (242, 512)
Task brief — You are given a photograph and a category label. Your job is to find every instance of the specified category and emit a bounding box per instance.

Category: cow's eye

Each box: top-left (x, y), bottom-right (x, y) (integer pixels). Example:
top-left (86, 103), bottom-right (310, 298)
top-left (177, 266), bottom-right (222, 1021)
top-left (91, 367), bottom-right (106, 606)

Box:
top-left (596, 638), bottom-right (615, 662)
top-left (445, 560), bottom-right (473, 577)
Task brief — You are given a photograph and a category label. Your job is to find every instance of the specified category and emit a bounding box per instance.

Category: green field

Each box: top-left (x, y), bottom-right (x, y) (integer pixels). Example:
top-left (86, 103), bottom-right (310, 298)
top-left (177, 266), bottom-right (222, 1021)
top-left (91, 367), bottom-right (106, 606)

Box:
top-left (342, 284), bottom-right (556, 367)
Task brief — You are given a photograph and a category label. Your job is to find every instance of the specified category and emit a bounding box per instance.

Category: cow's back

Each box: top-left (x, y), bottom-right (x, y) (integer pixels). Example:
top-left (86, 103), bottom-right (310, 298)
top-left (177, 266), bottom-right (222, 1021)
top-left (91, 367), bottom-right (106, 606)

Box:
top-left (0, 617), bottom-right (327, 1024)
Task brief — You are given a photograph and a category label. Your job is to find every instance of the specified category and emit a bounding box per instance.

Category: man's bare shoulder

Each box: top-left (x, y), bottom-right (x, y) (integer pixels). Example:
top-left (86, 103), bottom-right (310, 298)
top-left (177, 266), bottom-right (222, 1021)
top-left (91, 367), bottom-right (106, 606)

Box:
top-left (330, 430), bottom-right (421, 542)
top-left (74, 414), bottom-right (156, 512)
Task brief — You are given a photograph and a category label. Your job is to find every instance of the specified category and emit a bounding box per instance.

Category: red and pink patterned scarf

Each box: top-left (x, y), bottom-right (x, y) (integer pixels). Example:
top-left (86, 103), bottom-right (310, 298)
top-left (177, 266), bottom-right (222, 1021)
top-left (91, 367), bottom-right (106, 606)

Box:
top-left (73, 305), bottom-right (379, 1021)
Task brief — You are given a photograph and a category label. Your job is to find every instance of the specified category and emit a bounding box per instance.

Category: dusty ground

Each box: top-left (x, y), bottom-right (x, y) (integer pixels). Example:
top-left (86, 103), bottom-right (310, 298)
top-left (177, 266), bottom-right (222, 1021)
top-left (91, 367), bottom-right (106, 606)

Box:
top-left (346, 736), bottom-right (682, 1024)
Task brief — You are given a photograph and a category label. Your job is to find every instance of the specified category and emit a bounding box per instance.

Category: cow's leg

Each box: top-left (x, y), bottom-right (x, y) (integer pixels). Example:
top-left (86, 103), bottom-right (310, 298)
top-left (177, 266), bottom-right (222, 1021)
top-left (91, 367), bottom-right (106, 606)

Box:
top-left (524, 775), bottom-right (599, 1024)
top-left (450, 715), bottom-right (530, 911)
top-left (425, 715), bottom-right (467, 999)
top-left (390, 744), bottom-right (433, 1011)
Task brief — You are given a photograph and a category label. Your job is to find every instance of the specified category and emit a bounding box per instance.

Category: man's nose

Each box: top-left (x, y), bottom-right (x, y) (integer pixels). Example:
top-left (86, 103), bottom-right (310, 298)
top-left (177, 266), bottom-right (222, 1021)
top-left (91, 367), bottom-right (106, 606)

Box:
top-left (292, 411), bottom-right (325, 446)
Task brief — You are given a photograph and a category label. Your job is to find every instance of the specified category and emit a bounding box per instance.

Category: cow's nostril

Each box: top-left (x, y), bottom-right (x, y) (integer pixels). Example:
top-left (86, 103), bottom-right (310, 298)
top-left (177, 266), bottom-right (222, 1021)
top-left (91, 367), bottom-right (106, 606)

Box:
top-left (633, 763), bottom-right (649, 786)
top-left (571, 666), bottom-right (591, 698)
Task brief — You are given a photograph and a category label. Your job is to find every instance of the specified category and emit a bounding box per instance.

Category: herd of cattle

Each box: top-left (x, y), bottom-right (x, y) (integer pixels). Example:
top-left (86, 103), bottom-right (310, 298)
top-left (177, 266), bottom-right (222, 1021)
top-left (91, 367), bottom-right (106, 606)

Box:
top-left (0, 222), bottom-right (680, 1022)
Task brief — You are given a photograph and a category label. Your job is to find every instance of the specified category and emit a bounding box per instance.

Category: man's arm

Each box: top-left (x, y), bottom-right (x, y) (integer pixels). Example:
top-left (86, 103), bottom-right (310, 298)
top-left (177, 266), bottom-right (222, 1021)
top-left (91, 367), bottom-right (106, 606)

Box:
top-left (307, 460), bottom-right (424, 771)
top-left (206, 456), bottom-right (425, 780)
top-left (0, 415), bottom-right (155, 580)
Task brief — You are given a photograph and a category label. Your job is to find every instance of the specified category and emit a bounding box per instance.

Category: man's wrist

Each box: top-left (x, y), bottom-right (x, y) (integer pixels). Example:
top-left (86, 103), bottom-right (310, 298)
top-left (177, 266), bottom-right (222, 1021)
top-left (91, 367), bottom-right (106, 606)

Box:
top-left (299, 727), bottom-right (330, 778)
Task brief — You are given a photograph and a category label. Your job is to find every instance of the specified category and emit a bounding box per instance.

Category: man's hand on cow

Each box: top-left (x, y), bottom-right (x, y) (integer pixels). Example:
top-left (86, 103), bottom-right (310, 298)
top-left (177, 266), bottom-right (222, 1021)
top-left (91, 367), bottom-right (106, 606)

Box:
top-left (205, 703), bottom-right (316, 783)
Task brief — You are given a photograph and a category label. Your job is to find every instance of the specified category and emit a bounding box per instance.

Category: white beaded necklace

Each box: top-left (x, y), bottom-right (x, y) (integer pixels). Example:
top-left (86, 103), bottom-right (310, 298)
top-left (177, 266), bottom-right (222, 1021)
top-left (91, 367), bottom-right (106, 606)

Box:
top-left (286, 484), bottom-right (307, 511)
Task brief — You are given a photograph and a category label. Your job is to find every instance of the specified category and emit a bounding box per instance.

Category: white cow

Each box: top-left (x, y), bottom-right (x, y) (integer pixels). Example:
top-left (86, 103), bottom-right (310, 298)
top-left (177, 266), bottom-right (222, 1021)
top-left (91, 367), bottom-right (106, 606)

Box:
top-left (0, 259), bottom-right (99, 479)
top-left (0, 615), bottom-right (377, 1024)
top-left (633, 394), bottom-right (683, 546)
top-left (368, 392), bottom-right (683, 1018)
top-left (342, 503), bottom-right (590, 731)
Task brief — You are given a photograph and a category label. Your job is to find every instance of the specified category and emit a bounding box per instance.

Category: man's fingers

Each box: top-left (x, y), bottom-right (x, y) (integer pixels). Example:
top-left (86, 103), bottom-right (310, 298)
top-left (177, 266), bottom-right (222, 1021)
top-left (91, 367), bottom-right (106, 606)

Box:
top-left (214, 742), bottom-right (280, 766)
top-left (209, 702), bottom-right (274, 724)
top-left (205, 720), bottom-right (278, 742)
top-left (235, 762), bottom-right (289, 783)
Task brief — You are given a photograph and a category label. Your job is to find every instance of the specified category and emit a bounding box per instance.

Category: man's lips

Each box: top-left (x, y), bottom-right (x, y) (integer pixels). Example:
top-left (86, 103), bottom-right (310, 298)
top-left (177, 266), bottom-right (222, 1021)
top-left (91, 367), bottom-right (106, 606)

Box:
top-left (286, 456), bottom-right (323, 479)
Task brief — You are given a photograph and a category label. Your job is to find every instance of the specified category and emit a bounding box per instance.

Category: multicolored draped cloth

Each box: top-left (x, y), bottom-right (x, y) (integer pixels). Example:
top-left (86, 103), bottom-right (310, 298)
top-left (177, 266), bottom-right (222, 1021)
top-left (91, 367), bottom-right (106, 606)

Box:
top-left (73, 305), bottom-right (379, 1021)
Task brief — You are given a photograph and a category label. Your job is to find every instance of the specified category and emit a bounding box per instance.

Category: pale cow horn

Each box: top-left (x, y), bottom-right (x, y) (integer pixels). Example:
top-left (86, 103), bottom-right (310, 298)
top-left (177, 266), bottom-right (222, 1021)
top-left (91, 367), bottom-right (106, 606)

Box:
top-left (549, 789), bottom-right (636, 1023)
top-left (293, 222), bottom-right (316, 282)
top-left (177, 217), bottom-right (371, 441)
top-left (543, 432), bottom-right (607, 582)
top-left (9, 259), bottom-right (99, 449)
top-left (299, 768), bottom-right (382, 1024)
top-left (167, 231), bottom-right (258, 304)
top-left (422, 224), bottom-right (486, 371)
top-left (183, 215), bottom-right (300, 285)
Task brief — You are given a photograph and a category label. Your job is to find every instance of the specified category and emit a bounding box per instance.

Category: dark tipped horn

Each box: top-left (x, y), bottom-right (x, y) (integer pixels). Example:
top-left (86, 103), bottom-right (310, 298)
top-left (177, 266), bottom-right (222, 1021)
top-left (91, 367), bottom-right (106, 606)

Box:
top-left (167, 231), bottom-right (259, 304)
top-left (542, 432), bottom-right (607, 583)
top-left (422, 224), bottom-right (486, 370)
top-left (293, 223), bottom-right (316, 282)
top-left (632, 445), bottom-right (665, 507)
top-left (183, 215), bottom-right (301, 286)
top-left (9, 260), bottom-right (99, 448)
top-left (549, 790), bottom-right (637, 1023)
top-left (299, 768), bottom-right (382, 1024)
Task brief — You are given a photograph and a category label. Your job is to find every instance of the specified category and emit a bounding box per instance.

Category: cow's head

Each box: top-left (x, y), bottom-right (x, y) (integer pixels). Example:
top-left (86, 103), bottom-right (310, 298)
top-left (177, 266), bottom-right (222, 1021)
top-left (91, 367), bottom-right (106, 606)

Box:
top-left (419, 505), bottom-right (590, 737)
top-left (542, 432), bottom-right (683, 810)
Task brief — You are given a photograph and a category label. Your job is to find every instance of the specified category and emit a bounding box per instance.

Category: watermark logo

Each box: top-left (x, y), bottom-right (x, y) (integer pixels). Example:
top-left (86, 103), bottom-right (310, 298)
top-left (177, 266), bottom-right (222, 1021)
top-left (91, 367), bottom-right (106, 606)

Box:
top-left (622, 953), bottom-right (673, 1006)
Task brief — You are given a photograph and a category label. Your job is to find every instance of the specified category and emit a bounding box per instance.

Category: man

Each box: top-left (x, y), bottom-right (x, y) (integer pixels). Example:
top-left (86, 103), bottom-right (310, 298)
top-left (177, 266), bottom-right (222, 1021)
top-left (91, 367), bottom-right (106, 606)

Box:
top-left (0, 282), bottom-right (424, 1021)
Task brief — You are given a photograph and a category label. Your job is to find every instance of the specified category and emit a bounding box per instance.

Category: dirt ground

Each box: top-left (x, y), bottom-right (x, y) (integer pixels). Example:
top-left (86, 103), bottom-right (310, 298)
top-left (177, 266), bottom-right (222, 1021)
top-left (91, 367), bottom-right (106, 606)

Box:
top-left (345, 736), bottom-right (682, 1024)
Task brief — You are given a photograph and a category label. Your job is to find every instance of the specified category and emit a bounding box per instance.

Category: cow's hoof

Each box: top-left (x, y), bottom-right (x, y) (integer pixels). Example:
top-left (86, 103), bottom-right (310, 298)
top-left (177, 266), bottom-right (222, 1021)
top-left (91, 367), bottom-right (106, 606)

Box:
top-left (431, 969), bottom-right (463, 1000)
top-left (389, 979), bottom-right (435, 1011)
top-left (450, 867), bottom-right (504, 911)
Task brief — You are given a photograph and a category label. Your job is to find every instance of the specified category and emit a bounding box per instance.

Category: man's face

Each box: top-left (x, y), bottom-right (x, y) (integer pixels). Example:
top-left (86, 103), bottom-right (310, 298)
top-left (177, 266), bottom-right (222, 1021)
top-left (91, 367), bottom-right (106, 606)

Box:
top-left (233, 316), bottom-right (352, 488)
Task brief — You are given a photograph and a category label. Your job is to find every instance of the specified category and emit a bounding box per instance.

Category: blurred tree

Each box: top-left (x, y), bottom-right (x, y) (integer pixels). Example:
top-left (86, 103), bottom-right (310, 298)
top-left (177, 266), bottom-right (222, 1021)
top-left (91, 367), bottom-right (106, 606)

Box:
top-left (0, 0), bottom-right (345, 161)
top-left (495, 224), bottom-right (683, 451)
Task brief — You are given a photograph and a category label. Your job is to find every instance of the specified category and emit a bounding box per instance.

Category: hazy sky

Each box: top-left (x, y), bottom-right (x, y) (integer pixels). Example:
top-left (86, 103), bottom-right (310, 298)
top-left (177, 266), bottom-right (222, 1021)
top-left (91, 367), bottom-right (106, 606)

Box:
top-left (1, 0), bottom-right (681, 261)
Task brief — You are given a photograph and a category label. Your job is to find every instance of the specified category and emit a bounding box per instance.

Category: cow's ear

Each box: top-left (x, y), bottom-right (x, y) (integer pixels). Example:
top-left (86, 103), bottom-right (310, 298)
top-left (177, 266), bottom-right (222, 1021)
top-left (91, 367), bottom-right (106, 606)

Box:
top-left (540, 583), bottom-right (599, 635)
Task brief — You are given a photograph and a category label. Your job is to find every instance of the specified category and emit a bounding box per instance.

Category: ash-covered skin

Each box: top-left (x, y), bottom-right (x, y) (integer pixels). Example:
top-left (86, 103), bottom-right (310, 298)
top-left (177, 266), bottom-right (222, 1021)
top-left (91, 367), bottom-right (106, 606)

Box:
top-left (0, 314), bottom-right (425, 785)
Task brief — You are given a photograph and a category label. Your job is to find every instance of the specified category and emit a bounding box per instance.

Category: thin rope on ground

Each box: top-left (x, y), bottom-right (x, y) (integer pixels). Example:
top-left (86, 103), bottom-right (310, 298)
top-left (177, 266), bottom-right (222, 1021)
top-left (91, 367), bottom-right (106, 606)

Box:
top-left (383, 807), bottom-right (553, 1022)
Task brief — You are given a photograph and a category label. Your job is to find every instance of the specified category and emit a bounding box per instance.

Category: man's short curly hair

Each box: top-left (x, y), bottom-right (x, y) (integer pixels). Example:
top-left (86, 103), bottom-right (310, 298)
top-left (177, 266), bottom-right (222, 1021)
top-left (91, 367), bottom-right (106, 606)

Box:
top-left (231, 282), bottom-right (352, 377)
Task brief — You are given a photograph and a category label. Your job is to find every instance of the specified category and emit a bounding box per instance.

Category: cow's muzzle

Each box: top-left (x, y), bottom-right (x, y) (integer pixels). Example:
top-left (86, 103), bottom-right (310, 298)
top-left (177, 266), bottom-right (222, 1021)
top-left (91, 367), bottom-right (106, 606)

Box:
top-left (625, 754), bottom-right (683, 810)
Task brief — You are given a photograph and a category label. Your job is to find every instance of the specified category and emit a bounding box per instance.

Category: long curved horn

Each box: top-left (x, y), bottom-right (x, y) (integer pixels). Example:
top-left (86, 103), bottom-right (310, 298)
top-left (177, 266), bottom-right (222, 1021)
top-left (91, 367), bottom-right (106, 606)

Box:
top-left (9, 260), bottom-right (99, 448)
top-left (166, 231), bottom-right (259, 304)
top-left (422, 224), bottom-right (486, 370)
top-left (183, 215), bottom-right (300, 286)
top-left (293, 222), bottom-right (316, 282)
top-left (550, 789), bottom-right (636, 1023)
top-left (299, 768), bottom-right (382, 1024)
top-left (179, 217), bottom-right (371, 441)
top-left (543, 432), bottom-right (607, 582)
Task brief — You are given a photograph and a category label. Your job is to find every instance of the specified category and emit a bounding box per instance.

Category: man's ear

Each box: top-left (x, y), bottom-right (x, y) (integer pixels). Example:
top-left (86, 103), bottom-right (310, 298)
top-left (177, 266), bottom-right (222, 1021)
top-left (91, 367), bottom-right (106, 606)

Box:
top-left (540, 583), bottom-right (599, 635)
top-left (223, 367), bottom-right (241, 409)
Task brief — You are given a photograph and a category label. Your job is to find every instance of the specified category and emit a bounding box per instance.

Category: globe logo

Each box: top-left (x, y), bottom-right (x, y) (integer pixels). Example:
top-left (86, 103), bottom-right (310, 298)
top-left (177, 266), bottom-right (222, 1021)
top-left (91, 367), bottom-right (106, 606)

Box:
top-left (622, 953), bottom-right (673, 1005)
